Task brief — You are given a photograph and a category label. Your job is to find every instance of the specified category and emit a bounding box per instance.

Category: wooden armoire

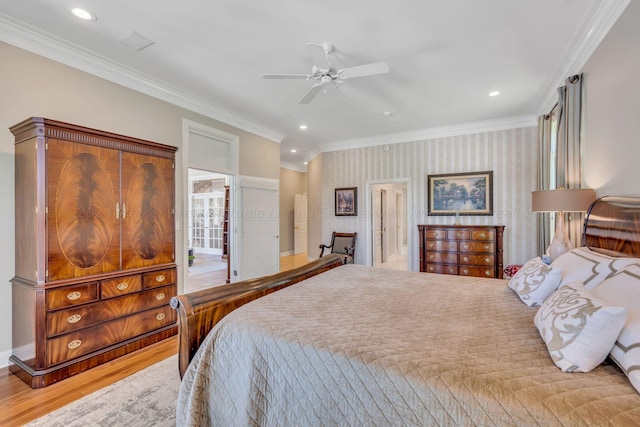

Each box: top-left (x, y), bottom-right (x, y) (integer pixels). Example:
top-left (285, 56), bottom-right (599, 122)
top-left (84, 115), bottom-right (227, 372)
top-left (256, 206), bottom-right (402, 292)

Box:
top-left (10, 117), bottom-right (178, 387)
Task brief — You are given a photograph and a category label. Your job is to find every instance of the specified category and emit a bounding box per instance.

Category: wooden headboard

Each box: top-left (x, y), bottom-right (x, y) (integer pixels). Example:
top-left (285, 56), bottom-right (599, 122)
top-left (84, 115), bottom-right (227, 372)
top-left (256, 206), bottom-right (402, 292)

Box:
top-left (584, 196), bottom-right (640, 257)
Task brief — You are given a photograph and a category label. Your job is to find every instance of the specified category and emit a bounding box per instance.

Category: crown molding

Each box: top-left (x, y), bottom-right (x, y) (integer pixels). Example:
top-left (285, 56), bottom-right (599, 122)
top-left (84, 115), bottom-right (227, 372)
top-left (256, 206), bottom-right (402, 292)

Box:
top-left (280, 161), bottom-right (307, 173)
top-left (0, 13), bottom-right (285, 144)
top-left (534, 0), bottom-right (630, 115)
top-left (320, 115), bottom-right (537, 153)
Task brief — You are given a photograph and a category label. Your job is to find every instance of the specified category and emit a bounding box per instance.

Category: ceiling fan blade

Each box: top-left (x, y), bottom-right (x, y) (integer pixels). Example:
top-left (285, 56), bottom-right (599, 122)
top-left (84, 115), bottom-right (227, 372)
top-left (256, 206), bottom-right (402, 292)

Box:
top-left (262, 74), bottom-right (309, 79)
top-left (338, 62), bottom-right (389, 79)
top-left (299, 84), bottom-right (324, 104)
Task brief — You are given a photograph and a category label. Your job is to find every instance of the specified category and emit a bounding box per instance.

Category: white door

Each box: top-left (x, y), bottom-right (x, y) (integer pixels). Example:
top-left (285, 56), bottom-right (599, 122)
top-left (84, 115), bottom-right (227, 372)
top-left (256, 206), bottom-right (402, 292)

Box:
top-left (372, 189), bottom-right (383, 266)
top-left (190, 193), bottom-right (224, 255)
top-left (236, 177), bottom-right (280, 281)
top-left (294, 193), bottom-right (307, 255)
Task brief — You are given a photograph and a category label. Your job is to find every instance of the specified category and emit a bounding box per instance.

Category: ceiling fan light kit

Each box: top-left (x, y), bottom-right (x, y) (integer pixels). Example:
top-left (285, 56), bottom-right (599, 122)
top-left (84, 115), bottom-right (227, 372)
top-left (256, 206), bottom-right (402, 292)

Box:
top-left (262, 42), bottom-right (389, 104)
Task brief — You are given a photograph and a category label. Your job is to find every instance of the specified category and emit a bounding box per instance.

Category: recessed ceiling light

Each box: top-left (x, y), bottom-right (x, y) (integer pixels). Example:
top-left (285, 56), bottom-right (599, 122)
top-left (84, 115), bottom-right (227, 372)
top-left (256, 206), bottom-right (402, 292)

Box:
top-left (299, 124), bottom-right (307, 130)
top-left (70, 7), bottom-right (97, 21)
top-left (304, 162), bottom-right (308, 165)
top-left (489, 91), bottom-right (500, 97)
top-left (290, 149), bottom-right (297, 153)
top-left (382, 111), bottom-right (393, 117)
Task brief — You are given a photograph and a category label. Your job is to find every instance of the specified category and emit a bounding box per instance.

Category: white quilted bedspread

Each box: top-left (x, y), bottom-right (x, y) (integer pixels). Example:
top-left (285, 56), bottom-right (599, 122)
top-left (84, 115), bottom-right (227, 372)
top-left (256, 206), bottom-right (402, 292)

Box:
top-left (176, 265), bottom-right (640, 426)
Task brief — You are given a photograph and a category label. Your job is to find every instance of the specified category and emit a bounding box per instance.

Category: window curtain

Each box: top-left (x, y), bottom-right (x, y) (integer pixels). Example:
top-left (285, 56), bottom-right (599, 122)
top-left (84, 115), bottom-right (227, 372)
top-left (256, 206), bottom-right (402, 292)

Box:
top-left (556, 74), bottom-right (584, 248)
top-left (536, 114), bottom-right (553, 255)
top-left (537, 74), bottom-right (584, 254)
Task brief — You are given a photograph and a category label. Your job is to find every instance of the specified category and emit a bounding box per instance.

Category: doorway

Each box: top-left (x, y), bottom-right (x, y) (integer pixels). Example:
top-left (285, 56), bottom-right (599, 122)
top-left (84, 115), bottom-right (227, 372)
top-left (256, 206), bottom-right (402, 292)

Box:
top-left (370, 181), bottom-right (408, 270)
top-left (187, 170), bottom-right (229, 289)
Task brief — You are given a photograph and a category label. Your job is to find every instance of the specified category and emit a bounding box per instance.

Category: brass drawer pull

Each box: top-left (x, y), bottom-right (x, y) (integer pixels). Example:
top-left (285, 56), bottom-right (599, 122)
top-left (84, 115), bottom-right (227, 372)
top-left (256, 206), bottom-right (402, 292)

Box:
top-left (67, 314), bottom-right (82, 324)
top-left (429, 254), bottom-right (434, 260)
top-left (155, 293), bottom-right (166, 301)
top-left (463, 269), bottom-right (469, 275)
top-left (485, 257), bottom-right (491, 263)
top-left (428, 243), bottom-right (434, 249)
top-left (479, 233), bottom-right (487, 238)
top-left (67, 339), bottom-right (82, 349)
top-left (463, 256), bottom-right (469, 262)
top-left (485, 271), bottom-right (492, 276)
top-left (116, 282), bottom-right (129, 291)
top-left (67, 291), bottom-right (81, 301)
top-left (155, 274), bottom-right (166, 283)
top-left (485, 245), bottom-right (490, 250)
top-left (429, 266), bottom-right (435, 272)
top-left (462, 244), bottom-right (469, 250)
top-left (155, 313), bottom-right (166, 321)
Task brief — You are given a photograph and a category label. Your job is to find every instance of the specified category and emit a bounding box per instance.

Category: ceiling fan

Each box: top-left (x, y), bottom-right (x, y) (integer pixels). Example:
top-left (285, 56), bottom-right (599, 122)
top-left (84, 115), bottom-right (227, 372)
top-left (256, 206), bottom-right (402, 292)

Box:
top-left (262, 42), bottom-right (390, 104)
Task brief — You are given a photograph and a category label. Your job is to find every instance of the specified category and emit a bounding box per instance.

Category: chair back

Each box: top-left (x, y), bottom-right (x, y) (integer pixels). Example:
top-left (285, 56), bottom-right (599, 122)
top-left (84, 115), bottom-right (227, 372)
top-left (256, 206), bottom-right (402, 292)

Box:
top-left (331, 234), bottom-right (355, 255)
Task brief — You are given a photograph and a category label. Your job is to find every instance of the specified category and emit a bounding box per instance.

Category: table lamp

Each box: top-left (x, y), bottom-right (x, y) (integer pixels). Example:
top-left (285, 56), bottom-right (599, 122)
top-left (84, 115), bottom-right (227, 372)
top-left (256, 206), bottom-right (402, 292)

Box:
top-left (532, 188), bottom-right (596, 261)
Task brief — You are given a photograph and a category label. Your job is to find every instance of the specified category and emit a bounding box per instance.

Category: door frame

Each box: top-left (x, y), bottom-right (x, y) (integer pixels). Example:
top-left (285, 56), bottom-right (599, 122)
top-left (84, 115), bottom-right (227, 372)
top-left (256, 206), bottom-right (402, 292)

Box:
top-left (181, 119), bottom-right (239, 293)
top-left (365, 178), bottom-right (412, 270)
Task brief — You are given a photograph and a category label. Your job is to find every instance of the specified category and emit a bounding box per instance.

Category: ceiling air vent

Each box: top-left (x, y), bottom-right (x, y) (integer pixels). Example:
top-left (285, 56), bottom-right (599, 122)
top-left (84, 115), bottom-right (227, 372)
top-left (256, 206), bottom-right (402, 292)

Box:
top-left (117, 31), bottom-right (154, 52)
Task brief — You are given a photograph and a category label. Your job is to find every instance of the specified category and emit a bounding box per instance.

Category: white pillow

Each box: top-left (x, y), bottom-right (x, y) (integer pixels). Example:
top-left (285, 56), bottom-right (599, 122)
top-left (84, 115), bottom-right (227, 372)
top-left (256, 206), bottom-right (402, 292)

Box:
top-left (508, 257), bottom-right (562, 306)
top-left (591, 264), bottom-right (640, 393)
top-left (535, 281), bottom-right (627, 372)
top-left (551, 246), bottom-right (640, 289)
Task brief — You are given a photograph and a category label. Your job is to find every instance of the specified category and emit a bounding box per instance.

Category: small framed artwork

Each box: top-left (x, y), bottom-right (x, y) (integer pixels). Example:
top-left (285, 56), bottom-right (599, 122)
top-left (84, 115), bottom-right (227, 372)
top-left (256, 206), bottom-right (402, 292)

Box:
top-left (427, 171), bottom-right (493, 216)
top-left (335, 187), bottom-right (357, 216)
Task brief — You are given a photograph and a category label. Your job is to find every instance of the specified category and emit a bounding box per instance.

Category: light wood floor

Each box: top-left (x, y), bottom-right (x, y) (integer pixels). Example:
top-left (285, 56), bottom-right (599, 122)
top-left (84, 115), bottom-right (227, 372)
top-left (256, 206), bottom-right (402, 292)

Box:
top-left (0, 253), bottom-right (310, 426)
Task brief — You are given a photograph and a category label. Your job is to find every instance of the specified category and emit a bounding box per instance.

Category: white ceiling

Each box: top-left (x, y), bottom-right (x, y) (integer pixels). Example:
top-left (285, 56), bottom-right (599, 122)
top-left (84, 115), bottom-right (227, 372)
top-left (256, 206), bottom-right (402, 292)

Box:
top-left (0, 1), bottom-right (628, 170)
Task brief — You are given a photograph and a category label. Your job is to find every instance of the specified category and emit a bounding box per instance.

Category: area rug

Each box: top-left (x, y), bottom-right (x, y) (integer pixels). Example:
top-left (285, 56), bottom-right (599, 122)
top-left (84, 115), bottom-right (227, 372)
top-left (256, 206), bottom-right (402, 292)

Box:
top-left (26, 355), bottom-right (180, 427)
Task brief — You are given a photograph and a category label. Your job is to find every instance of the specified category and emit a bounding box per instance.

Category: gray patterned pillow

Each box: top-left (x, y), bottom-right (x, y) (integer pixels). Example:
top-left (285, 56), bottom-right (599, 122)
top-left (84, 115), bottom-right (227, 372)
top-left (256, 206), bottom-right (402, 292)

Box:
top-left (551, 247), bottom-right (640, 289)
top-left (508, 257), bottom-right (562, 306)
top-left (535, 281), bottom-right (627, 372)
top-left (592, 264), bottom-right (640, 393)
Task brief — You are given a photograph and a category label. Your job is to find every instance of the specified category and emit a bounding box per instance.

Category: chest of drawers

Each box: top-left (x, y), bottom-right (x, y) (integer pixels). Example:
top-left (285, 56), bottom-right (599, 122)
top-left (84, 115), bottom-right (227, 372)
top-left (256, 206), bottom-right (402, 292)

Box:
top-left (418, 225), bottom-right (505, 279)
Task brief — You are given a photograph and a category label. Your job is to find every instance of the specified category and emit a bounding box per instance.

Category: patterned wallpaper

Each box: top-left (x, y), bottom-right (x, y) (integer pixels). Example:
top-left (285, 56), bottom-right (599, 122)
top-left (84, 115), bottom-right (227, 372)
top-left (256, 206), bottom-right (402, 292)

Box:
top-left (321, 126), bottom-right (538, 270)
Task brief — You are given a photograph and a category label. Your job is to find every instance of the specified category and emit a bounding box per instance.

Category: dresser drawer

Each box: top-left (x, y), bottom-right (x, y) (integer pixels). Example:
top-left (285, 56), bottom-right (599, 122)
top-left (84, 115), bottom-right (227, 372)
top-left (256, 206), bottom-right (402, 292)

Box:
top-left (459, 266), bottom-right (496, 278)
top-left (459, 254), bottom-right (495, 266)
top-left (459, 241), bottom-right (495, 253)
top-left (447, 229), bottom-right (470, 240)
top-left (425, 252), bottom-right (457, 264)
top-left (47, 283), bottom-right (99, 310)
top-left (424, 229), bottom-right (447, 239)
top-left (46, 284), bottom-right (176, 337)
top-left (471, 230), bottom-right (495, 241)
top-left (143, 268), bottom-right (176, 288)
top-left (46, 304), bottom-right (176, 366)
top-left (424, 240), bottom-right (457, 252)
top-left (425, 264), bottom-right (458, 275)
top-left (101, 275), bottom-right (142, 299)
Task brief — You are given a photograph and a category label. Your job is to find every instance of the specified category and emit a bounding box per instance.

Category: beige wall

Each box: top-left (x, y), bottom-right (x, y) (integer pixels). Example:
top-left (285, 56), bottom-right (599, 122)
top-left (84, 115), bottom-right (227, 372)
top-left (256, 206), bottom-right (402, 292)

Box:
top-left (319, 128), bottom-right (539, 270)
top-left (582, 1), bottom-right (640, 196)
top-left (279, 168), bottom-right (307, 254)
top-left (0, 42), bottom-right (280, 363)
top-left (306, 154), bottom-right (324, 259)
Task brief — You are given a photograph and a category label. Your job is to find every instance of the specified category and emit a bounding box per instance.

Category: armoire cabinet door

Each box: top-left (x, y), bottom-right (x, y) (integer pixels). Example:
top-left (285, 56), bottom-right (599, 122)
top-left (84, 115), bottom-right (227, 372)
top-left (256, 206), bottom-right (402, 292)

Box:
top-left (47, 138), bottom-right (121, 281)
top-left (121, 152), bottom-right (175, 269)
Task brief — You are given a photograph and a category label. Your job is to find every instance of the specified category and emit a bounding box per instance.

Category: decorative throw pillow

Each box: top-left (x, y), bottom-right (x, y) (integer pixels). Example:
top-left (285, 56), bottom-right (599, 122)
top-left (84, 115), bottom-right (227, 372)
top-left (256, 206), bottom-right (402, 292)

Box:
top-left (508, 257), bottom-right (562, 306)
top-left (551, 246), bottom-right (640, 289)
top-left (534, 281), bottom-right (627, 372)
top-left (592, 264), bottom-right (640, 393)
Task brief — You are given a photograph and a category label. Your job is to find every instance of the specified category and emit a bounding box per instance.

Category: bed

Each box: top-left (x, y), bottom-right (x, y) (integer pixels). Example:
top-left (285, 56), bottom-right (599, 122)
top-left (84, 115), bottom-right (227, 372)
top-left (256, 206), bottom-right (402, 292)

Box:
top-left (171, 196), bottom-right (640, 426)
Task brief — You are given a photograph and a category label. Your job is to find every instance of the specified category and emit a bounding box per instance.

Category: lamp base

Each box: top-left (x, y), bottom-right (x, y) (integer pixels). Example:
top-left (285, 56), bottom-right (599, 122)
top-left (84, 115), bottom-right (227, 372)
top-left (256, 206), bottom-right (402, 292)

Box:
top-left (547, 212), bottom-right (572, 262)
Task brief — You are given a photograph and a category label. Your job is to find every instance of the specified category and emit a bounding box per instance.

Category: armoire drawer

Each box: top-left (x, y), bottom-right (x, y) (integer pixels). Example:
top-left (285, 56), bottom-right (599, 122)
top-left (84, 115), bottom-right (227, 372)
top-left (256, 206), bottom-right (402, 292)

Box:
top-left (143, 268), bottom-right (176, 288)
top-left (101, 275), bottom-right (142, 298)
top-left (459, 241), bottom-right (495, 253)
top-left (425, 240), bottom-right (458, 252)
top-left (46, 284), bottom-right (176, 337)
top-left (47, 283), bottom-right (99, 310)
top-left (424, 264), bottom-right (458, 275)
top-left (46, 304), bottom-right (176, 366)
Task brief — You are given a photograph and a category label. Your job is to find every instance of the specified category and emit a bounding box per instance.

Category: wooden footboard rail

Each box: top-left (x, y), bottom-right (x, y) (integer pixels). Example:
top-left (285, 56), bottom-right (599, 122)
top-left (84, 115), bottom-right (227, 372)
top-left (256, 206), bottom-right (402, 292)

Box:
top-left (170, 254), bottom-right (344, 377)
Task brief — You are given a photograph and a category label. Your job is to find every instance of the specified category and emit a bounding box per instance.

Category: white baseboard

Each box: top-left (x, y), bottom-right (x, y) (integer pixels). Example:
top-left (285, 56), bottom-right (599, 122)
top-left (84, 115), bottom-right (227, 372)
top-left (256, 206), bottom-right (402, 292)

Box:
top-left (280, 251), bottom-right (293, 257)
top-left (0, 348), bottom-right (11, 369)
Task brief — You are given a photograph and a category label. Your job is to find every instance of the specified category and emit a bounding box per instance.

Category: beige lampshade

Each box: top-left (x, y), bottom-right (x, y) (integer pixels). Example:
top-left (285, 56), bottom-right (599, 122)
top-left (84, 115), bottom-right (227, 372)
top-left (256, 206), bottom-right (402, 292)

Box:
top-left (532, 189), bottom-right (596, 212)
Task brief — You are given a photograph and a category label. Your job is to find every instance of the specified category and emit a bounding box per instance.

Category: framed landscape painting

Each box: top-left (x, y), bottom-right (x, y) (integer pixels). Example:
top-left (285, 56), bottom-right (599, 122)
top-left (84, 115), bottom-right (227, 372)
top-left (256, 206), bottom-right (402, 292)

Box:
top-left (335, 187), bottom-right (357, 216)
top-left (427, 171), bottom-right (493, 216)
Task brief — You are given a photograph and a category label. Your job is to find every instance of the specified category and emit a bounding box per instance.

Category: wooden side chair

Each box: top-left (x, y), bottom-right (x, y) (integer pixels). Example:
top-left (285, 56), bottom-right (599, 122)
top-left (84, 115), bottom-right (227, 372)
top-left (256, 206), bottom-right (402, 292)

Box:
top-left (319, 232), bottom-right (357, 264)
